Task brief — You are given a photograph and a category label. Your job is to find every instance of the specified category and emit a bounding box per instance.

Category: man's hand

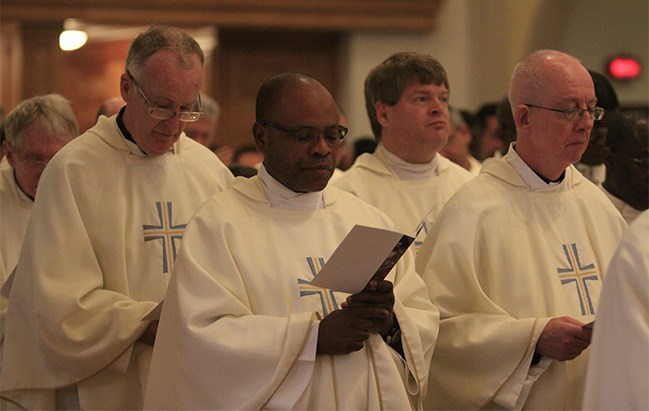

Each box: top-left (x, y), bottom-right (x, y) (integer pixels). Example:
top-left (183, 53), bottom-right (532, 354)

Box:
top-left (316, 279), bottom-right (395, 355)
top-left (536, 316), bottom-right (592, 361)
top-left (317, 310), bottom-right (373, 355)
top-left (342, 279), bottom-right (395, 336)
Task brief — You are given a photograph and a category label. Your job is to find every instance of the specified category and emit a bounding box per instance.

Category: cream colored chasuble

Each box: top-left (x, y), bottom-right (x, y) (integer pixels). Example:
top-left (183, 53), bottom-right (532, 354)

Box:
top-left (334, 143), bottom-right (472, 255)
top-left (0, 116), bottom-right (233, 410)
top-left (416, 145), bottom-right (627, 410)
top-left (144, 171), bottom-right (439, 410)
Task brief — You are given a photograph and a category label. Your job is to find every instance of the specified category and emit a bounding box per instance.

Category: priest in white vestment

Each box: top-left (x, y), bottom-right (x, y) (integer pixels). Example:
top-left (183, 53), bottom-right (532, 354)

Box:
top-left (416, 50), bottom-right (628, 410)
top-left (0, 95), bottom-right (79, 400)
top-left (583, 210), bottom-right (649, 410)
top-left (334, 52), bottom-right (472, 255)
top-left (0, 27), bottom-right (233, 410)
top-left (145, 72), bottom-right (438, 410)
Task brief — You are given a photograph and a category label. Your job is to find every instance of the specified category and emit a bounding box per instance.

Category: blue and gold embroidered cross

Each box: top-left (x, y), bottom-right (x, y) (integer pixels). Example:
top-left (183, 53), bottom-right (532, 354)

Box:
top-left (557, 243), bottom-right (599, 315)
top-left (143, 201), bottom-right (186, 273)
top-left (298, 257), bottom-right (340, 316)
top-left (413, 221), bottom-right (432, 254)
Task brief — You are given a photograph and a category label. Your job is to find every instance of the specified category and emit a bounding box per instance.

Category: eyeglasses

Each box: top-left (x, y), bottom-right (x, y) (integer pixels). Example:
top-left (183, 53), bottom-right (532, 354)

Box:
top-left (260, 121), bottom-right (348, 146)
top-left (15, 151), bottom-right (50, 170)
top-left (127, 71), bottom-right (202, 122)
top-left (525, 104), bottom-right (605, 121)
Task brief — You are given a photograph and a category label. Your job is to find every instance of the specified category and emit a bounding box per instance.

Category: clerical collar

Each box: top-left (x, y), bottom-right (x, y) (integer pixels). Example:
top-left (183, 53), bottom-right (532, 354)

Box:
top-left (378, 143), bottom-right (439, 180)
top-left (505, 143), bottom-right (567, 191)
top-left (258, 164), bottom-right (324, 210)
top-left (116, 107), bottom-right (134, 143)
top-left (116, 107), bottom-right (174, 156)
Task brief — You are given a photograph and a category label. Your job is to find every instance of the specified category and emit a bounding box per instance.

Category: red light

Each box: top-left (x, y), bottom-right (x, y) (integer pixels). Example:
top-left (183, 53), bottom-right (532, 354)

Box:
top-left (607, 56), bottom-right (642, 80)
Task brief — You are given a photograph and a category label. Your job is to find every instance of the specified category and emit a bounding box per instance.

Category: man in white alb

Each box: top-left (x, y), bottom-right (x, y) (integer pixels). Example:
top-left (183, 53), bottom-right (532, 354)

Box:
top-left (583, 210), bottom-right (649, 410)
top-left (334, 52), bottom-right (472, 253)
top-left (144, 72), bottom-right (438, 410)
top-left (416, 50), bottom-right (627, 410)
top-left (0, 26), bottom-right (233, 410)
top-left (0, 95), bottom-right (79, 406)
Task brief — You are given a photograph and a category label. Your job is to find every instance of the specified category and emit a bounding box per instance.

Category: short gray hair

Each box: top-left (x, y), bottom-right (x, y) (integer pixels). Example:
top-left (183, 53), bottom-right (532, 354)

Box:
top-left (125, 25), bottom-right (204, 80)
top-left (4, 94), bottom-right (79, 152)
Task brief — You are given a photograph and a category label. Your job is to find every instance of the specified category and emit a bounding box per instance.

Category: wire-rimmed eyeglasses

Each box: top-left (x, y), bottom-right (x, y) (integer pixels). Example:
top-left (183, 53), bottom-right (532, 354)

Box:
top-left (525, 104), bottom-right (605, 121)
top-left (15, 151), bottom-right (50, 170)
top-left (260, 120), bottom-right (348, 146)
top-left (127, 71), bottom-right (202, 123)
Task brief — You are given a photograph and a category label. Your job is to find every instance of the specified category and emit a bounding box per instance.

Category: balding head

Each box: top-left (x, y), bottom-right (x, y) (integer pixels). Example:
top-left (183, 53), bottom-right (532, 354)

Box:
top-left (253, 72), bottom-right (341, 192)
top-left (508, 50), bottom-right (597, 181)
top-left (255, 73), bottom-right (329, 122)
top-left (508, 50), bottom-right (589, 108)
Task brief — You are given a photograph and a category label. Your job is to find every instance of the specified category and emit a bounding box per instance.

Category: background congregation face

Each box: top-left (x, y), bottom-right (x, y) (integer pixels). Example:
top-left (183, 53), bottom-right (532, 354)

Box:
top-left (255, 79), bottom-right (340, 193)
top-left (121, 49), bottom-right (203, 156)
top-left (183, 115), bottom-right (214, 147)
top-left (606, 118), bottom-right (649, 210)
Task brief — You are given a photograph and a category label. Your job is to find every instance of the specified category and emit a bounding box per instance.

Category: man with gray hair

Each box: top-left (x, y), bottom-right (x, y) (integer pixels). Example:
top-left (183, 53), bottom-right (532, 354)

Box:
top-left (416, 49), bottom-right (627, 409)
top-left (1, 26), bottom-right (233, 409)
top-left (0, 94), bottom-right (78, 388)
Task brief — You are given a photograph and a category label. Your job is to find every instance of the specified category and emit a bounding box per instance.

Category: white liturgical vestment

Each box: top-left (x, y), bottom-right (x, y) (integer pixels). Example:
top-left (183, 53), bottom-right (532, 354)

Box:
top-left (0, 160), bottom-right (32, 369)
top-left (144, 174), bottom-right (439, 410)
top-left (583, 210), bottom-right (649, 410)
top-left (0, 115), bottom-right (233, 410)
top-left (334, 144), bottom-right (472, 254)
top-left (416, 145), bottom-right (627, 410)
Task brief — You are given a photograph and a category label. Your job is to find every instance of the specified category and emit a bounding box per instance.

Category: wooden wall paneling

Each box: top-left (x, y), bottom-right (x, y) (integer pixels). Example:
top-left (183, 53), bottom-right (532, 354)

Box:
top-left (60, 39), bottom-right (131, 132)
top-left (21, 22), bottom-right (65, 102)
top-left (214, 29), bottom-right (340, 152)
top-left (0, 0), bottom-right (444, 31)
top-left (0, 20), bottom-right (23, 115)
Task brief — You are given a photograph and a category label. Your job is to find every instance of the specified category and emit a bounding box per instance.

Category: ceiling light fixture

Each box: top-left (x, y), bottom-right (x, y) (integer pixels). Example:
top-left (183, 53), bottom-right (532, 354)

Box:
top-left (59, 19), bottom-right (88, 51)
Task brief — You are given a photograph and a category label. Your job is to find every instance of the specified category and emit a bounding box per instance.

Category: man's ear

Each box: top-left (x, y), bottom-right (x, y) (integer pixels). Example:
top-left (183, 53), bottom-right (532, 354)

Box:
top-left (2, 141), bottom-right (15, 167)
top-left (514, 104), bottom-right (530, 130)
top-left (119, 73), bottom-right (131, 102)
top-left (375, 101), bottom-right (390, 127)
top-left (252, 122), bottom-right (266, 151)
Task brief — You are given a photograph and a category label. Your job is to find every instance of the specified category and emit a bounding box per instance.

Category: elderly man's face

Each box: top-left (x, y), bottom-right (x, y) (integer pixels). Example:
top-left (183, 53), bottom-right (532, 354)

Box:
top-left (255, 81), bottom-right (340, 193)
top-left (523, 64), bottom-right (597, 174)
top-left (5, 121), bottom-right (71, 198)
top-left (121, 49), bottom-right (203, 156)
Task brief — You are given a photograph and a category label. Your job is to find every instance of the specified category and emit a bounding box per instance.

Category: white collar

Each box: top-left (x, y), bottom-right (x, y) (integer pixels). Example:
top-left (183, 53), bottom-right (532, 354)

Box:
top-left (258, 164), bottom-right (324, 210)
top-left (378, 143), bottom-right (439, 180)
top-left (504, 143), bottom-right (568, 192)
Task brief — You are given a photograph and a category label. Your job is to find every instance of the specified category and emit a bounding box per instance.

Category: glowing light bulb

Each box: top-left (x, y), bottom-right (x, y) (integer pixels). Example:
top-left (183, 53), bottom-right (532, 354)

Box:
top-left (59, 28), bottom-right (87, 51)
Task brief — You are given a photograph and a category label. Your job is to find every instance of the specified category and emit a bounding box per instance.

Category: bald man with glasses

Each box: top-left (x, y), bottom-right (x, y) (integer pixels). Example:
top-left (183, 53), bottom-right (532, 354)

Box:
top-left (1, 26), bottom-right (233, 410)
top-left (415, 49), bottom-right (627, 410)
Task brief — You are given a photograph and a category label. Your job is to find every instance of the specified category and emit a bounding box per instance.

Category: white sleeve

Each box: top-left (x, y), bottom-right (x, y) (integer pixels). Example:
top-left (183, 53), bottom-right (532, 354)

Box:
top-left (266, 323), bottom-right (320, 409)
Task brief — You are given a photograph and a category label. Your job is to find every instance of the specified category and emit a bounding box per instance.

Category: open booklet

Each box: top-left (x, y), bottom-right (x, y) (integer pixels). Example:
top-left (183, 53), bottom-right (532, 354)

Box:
top-left (309, 207), bottom-right (434, 294)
